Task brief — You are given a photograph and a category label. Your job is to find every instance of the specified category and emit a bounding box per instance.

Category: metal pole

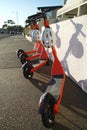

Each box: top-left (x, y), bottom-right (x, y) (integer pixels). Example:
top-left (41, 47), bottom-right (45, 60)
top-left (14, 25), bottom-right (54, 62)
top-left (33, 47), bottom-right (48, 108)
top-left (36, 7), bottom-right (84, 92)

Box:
top-left (17, 11), bottom-right (19, 33)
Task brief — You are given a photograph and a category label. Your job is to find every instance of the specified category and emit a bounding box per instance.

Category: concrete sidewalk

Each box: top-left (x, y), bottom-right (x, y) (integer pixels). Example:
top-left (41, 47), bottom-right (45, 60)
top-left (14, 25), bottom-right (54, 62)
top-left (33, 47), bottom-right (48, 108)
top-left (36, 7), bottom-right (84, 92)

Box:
top-left (0, 34), bottom-right (12, 39)
top-left (0, 35), bottom-right (87, 130)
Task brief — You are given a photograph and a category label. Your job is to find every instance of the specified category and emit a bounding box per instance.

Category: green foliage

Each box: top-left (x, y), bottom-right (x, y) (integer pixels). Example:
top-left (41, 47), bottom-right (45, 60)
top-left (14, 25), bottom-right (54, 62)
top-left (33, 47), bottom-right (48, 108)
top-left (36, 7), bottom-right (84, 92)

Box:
top-left (2, 19), bottom-right (24, 34)
top-left (24, 25), bottom-right (30, 35)
top-left (7, 25), bottom-right (24, 34)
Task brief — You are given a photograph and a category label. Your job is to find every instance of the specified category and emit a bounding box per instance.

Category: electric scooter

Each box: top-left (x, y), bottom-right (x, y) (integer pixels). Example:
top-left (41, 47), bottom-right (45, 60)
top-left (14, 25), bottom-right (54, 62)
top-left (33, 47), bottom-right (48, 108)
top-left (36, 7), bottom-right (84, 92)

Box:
top-left (22, 14), bottom-right (50, 79)
top-left (16, 17), bottom-right (44, 64)
top-left (36, 8), bottom-right (66, 128)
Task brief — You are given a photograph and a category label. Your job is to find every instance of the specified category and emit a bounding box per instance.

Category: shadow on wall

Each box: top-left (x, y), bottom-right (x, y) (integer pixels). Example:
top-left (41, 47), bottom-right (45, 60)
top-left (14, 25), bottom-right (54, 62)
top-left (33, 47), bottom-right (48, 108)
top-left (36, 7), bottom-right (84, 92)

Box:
top-left (78, 79), bottom-right (87, 93)
top-left (55, 24), bottom-right (61, 48)
top-left (69, 19), bottom-right (85, 58)
top-left (62, 19), bottom-right (86, 87)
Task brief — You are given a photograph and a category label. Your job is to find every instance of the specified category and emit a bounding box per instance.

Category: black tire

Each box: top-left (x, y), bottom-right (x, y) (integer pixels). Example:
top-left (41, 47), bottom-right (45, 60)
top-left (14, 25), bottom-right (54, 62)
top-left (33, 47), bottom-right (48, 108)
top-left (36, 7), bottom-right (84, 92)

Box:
top-left (23, 62), bottom-right (33, 79)
top-left (17, 49), bottom-right (24, 58)
top-left (20, 53), bottom-right (28, 64)
top-left (41, 93), bottom-right (55, 128)
top-left (46, 59), bottom-right (51, 65)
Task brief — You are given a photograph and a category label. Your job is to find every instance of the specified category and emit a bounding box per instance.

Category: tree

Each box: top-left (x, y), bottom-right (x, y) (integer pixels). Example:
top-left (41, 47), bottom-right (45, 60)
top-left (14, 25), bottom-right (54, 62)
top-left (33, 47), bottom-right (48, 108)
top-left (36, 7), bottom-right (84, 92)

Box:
top-left (3, 20), bottom-right (15, 27)
top-left (8, 20), bottom-right (15, 25)
top-left (2, 24), bottom-right (8, 29)
top-left (2, 20), bottom-right (24, 34)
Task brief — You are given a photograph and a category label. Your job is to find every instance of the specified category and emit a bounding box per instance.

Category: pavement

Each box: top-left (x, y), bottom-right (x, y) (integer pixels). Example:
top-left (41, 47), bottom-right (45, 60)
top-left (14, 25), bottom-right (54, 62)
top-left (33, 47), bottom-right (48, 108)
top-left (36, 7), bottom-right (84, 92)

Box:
top-left (0, 34), bottom-right (12, 39)
top-left (0, 35), bottom-right (87, 130)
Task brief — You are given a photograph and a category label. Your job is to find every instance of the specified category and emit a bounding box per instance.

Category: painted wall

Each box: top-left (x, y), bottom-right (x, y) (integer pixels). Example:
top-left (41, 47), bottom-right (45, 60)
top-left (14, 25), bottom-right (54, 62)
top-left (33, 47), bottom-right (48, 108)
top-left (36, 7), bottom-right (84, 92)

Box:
top-left (50, 15), bottom-right (87, 93)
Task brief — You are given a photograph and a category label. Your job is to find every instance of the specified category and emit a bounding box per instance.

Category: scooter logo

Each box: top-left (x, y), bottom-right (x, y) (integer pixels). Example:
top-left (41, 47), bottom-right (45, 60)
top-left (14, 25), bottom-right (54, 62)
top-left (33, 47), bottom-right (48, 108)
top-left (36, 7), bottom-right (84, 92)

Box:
top-left (42, 28), bottom-right (54, 48)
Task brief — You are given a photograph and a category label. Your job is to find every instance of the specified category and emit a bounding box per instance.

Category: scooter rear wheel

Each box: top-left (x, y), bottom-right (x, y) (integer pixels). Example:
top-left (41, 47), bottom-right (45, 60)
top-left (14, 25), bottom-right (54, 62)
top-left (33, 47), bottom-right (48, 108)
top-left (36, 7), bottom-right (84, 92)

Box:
top-left (40, 93), bottom-right (55, 128)
top-left (17, 49), bottom-right (24, 58)
top-left (23, 62), bottom-right (33, 79)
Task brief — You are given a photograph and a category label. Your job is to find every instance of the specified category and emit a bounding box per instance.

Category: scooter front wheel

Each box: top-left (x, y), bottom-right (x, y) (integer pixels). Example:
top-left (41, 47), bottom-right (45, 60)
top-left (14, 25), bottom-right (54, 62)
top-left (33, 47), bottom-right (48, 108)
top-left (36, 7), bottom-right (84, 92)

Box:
top-left (40, 93), bottom-right (55, 128)
top-left (20, 53), bottom-right (28, 64)
top-left (17, 49), bottom-right (24, 58)
top-left (23, 62), bottom-right (33, 79)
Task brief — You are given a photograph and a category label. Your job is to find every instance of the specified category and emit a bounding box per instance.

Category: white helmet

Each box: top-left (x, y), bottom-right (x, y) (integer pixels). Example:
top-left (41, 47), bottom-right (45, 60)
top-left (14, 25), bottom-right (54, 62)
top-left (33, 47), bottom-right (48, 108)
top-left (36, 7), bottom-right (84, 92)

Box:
top-left (42, 28), bottom-right (54, 48)
top-left (32, 29), bottom-right (41, 42)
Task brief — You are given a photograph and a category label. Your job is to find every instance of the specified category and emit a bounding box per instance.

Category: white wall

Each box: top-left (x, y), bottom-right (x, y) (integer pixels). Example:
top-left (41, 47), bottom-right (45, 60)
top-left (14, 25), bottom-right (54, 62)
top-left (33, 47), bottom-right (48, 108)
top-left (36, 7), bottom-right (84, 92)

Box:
top-left (50, 15), bottom-right (87, 93)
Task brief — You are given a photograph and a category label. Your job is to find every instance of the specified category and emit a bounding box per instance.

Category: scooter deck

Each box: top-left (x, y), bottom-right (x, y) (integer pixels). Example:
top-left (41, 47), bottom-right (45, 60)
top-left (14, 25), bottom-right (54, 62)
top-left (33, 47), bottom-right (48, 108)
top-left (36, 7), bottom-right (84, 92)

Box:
top-left (46, 76), bottom-right (63, 101)
top-left (33, 59), bottom-right (47, 68)
top-left (31, 59), bottom-right (48, 73)
top-left (26, 53), bottom-right (40, 61)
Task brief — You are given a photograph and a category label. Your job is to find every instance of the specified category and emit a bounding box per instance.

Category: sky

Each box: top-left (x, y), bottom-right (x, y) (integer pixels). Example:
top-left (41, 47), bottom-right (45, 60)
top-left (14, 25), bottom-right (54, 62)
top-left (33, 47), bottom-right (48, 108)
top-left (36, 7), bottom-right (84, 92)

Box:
top-left (0, 0), bottom-right (63, 28)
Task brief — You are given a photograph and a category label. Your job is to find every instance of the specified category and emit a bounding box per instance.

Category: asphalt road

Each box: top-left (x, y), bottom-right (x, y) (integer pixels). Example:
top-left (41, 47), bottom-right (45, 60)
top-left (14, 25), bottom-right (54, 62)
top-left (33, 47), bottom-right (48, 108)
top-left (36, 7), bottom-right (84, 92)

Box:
top-left (0, 35), bottom-right (87, 130)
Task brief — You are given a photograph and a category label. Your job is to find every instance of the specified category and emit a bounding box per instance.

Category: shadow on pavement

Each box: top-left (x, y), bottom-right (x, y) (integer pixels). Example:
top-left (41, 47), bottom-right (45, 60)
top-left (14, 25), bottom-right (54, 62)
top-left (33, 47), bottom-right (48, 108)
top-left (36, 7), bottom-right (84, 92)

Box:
top-left (61, 77), bottom-right (87, 118)
top-left (29, 62), bottom-right (52, 93)
top-left (52, 122), bottom-right (70, 130)
top-left (29, 77), bottom-right (47, 93)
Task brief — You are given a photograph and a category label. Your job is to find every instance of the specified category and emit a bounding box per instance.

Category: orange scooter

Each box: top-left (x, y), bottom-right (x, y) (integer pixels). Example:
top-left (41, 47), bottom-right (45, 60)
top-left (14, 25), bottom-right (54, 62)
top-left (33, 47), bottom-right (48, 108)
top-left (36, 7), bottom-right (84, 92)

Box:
top-left (22, 14), bottom-right (49, 79)
top-left (37, 8), bottom-right (65, 128)
top-left (16, 17), bottom-right (44, 64)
